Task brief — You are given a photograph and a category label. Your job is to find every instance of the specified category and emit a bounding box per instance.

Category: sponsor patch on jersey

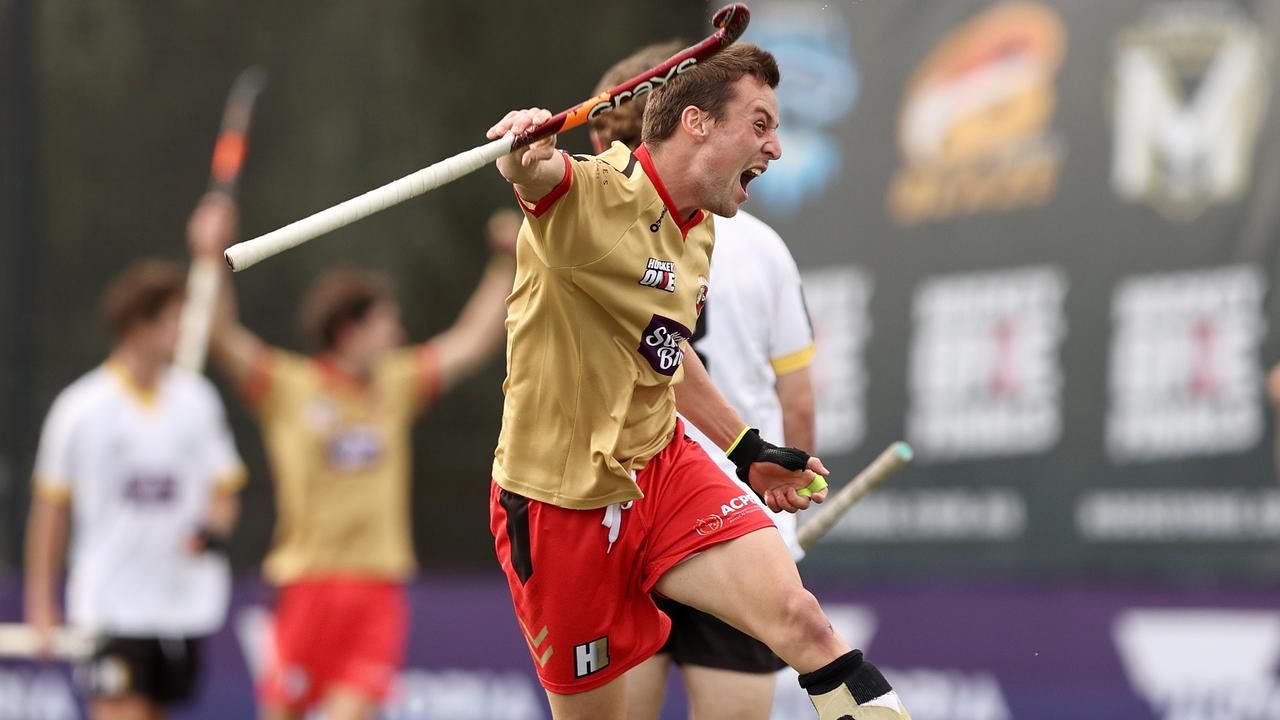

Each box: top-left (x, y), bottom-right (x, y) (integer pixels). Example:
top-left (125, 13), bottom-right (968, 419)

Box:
top-left (573, 636), bottom-right (610, 678)
top-left (638, 314), bottom-right (691, 376)
top-left (638, 257), bottom-right (676, 293)
top-left (123, 474), bottom-right (177, 504)
top-left (695, 275), bottom-right (709, 315)
top-left (695, 514), bottom-right (723, 536)
top-left (327, 426), bottom-right (385, 471)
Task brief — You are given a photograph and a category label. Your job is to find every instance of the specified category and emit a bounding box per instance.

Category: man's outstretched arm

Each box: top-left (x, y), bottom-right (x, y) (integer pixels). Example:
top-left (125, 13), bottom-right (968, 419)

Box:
top-left (426, 209), bottom-right (518, 394)
top-left (675, 346), bottom-right (829, 512)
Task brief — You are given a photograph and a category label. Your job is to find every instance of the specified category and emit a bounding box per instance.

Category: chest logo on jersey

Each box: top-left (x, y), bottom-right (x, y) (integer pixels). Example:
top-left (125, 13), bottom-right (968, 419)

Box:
top-left (695, 275), bottom-right (709, 314)
top-left (649, 207), bottom-right (669, 233)
top-left (638, 258), bottom-right (677, 293)
top-left (123, 474), bottom-right (177, 505)
top-left (327, 426), bottom-right (385, 472)
top-left (638, 314), bottom-right (691, 376)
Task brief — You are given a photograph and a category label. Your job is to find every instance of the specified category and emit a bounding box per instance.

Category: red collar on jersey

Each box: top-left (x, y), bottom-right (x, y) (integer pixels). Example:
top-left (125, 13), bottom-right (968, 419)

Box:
top-left (636, 144), bottom-right (706, 240)
top-left (314, 355), bottom-right (372, 392)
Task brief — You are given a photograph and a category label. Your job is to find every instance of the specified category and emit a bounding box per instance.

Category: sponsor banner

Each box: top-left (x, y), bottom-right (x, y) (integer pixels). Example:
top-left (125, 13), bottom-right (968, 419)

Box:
top-left (1111, 1), bottom-right (1272, 222)
top-left (1106, 265), bottom-right (1267, 462)
top-left (4, 576), bottom-right (1280, 719)
top-left (887, 2), bottom-right (1068, 225)
top-left (739, 1), bottom-right (861, 217)
top-left (803, 265), bottom-right (874, 455)
top-left (906, 267), bottom-right (1068, 460)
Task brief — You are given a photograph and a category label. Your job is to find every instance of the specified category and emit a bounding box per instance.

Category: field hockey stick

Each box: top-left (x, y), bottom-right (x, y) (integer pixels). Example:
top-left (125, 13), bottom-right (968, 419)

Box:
top-left (224, 3), bottom-right (752, 272)
top-left (0, 623), bottom-right (99, 661)
top-left (176, 66), bottom-right (267, 372)
top-left (796, 442), bottom-right (914, 552)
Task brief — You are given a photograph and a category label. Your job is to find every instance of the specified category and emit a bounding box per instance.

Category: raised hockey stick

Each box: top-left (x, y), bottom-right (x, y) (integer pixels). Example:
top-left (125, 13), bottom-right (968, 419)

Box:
top-left (224, 3), bottom-right (751, 271)
top-left (175, 66), bottom-right (267, 372)
top-left (796, 442), bottom-right (914, 552)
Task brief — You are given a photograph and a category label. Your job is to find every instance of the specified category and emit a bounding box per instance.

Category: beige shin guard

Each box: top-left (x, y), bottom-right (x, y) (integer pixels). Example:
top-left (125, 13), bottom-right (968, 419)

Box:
top-left (809, 686), bottom-right (913, 720)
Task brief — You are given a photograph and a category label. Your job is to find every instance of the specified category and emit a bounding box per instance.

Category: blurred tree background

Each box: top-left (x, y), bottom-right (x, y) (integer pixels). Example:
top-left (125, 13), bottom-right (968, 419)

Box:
top-left (1, 0), bottom-right (706, 573)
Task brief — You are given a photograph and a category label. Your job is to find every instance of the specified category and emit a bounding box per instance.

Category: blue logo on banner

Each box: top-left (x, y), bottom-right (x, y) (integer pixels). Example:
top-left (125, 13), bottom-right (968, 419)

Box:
top-left (743, 2), bottom-right (860, 217)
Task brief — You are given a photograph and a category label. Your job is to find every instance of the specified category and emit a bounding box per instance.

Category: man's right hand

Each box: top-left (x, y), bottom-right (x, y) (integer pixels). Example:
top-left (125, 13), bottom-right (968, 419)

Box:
top-left (25, 603), bottom-right (60, 660)
top-left (486, 108), bottom-right (565, 201)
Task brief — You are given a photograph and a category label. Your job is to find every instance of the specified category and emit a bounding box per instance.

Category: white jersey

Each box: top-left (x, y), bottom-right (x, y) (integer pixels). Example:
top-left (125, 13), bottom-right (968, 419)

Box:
top-left (33, 361), bottom-right (246, 637)
top-left (682, 211), bottom-right (815, 561)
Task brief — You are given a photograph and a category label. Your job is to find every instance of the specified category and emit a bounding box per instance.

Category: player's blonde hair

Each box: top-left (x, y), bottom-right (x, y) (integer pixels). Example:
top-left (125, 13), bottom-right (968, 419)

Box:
top-left (642, 43), bottom-right (780, 146)
top-left (590, 40), bottom-right (685, 150)
top-left (298, 265), bottom-right (396, 352)
top-left (99, 259), bottom-right (186, 339)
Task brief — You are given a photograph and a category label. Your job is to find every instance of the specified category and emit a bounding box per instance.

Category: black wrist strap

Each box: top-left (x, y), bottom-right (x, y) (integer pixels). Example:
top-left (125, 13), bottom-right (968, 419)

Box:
top-left (196, 527), bottom-right (230, 554)
top-left (727, 428), bottom-right (765, 472)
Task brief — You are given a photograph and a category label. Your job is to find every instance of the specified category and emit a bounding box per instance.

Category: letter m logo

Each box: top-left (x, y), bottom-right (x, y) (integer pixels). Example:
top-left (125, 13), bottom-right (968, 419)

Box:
top-left (574, 636), bottom-right (610, 678)
top-left (1111, 17), bottom-right (1269, 221)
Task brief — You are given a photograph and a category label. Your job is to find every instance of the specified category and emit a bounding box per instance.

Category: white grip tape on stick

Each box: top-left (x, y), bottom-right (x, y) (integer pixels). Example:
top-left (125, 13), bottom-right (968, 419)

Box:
top-left (174, 256), bottom-right (221, 373)
top-left (225, 135), bottom-right (514, 271)
top-left (0, 623), bottom-right (98, 660)
top-left (796, 441), bottom-right (913, 552)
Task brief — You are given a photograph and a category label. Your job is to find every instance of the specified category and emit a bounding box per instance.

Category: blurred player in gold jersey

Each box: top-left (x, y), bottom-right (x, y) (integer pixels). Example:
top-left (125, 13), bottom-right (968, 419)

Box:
top-left (188, 192), bottom-right (516, 720)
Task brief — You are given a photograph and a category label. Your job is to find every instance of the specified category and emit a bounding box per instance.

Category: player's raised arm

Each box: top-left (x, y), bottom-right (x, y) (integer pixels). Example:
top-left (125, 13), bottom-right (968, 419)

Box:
top-left (187, 192), bottom-right (266, 386)
top-left (426, 209), bottom-right (518, 394)
top-left (487, 108), bottom-right (566, 202)
top-left (675, 344), bottom-right (829, 513)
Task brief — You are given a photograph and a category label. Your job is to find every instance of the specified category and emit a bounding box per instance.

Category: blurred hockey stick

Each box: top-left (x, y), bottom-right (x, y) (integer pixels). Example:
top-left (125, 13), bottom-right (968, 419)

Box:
top-left (797, 442), bottom-right (913, 552)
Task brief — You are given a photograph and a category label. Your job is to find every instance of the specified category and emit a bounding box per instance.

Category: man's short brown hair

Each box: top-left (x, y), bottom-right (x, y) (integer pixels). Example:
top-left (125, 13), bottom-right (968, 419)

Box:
top-left (641, 43), bottom-right (780, 146)
top-left (99, 259), bottom-right (186, 339)
top-left (589, 40), bottom-right (685, 150)
top-left (298, 265), bottom-right (396, 352)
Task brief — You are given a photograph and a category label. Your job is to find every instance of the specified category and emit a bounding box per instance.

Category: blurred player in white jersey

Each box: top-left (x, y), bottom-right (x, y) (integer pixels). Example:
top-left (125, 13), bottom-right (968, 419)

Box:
top-left (25, 258), bottom-right (246, 720)
top-left (588, 43), bottom-right (816, 720)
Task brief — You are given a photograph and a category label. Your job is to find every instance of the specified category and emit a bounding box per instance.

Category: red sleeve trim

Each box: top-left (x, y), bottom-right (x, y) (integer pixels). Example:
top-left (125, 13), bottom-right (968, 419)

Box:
top-left (513, 152), bottom-right (573, 219)
top-left (417, 342), bottom-right (443, 407)
top-left (238, 343), bottom-right (274, 408)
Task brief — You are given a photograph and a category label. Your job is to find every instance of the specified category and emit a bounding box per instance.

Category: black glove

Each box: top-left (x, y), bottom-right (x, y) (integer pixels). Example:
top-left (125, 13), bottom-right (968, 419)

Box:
top-left (726, 428), bottom-right (810, 496)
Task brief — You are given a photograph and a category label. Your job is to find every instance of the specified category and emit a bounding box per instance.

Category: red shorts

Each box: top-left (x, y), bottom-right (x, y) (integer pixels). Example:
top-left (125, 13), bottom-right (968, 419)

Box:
top-left (490, 419), bottom-right (775, 694)
top-left (257, 577), bottom-right (407, 711)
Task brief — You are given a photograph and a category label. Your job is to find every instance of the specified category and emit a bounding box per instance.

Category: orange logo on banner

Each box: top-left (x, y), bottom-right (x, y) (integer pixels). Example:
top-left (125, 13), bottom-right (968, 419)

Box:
top-left (887, 2), bottom-right (1067, 225)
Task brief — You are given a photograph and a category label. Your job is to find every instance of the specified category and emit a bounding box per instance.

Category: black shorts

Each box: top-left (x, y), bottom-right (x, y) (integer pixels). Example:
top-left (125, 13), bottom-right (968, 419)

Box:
top-left (655, 596), bottom-right (788, 674)
top-left (80, 636), bottom-right (203, 705)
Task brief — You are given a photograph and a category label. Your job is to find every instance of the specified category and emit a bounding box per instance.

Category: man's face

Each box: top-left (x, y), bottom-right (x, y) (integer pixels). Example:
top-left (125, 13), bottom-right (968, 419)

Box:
top-left (343, 300), bottom-right (406, 362)
top-left (698, 74), bottom-right (782, 217)
top-left (145, 297), bottom-right (184, 366)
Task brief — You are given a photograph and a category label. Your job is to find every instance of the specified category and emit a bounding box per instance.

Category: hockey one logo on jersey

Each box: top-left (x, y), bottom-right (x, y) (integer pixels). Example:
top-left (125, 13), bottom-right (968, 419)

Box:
top-left (573, 636), bottom-right (610, 678)
top-left (638, 314), bottom-right (691, 376)
top-left (638, 257), bottom-right (676, 293)
top-left (1111, 2), bottom-right (1271, 222)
